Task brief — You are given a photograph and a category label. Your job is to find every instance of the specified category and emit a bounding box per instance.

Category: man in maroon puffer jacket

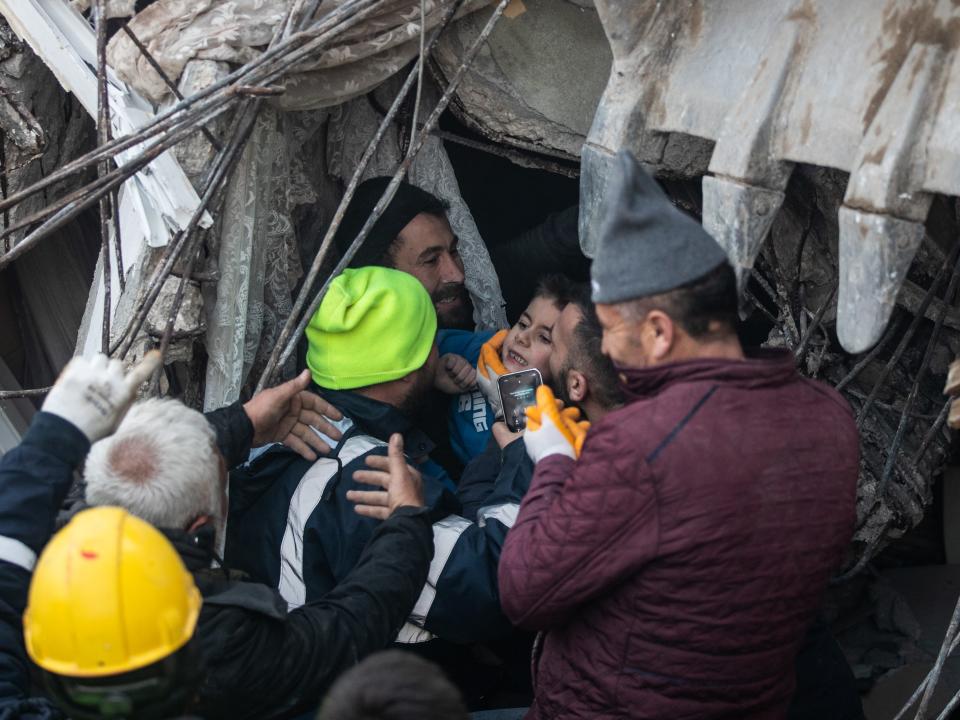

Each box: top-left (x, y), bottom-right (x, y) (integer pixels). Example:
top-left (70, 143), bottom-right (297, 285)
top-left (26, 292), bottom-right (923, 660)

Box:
top-left (498, 151), bottom-right (859, 720)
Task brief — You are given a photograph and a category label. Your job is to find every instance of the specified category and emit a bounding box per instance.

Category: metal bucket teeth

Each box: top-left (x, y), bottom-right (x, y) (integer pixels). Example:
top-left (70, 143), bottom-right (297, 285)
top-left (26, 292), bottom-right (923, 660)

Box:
top-left (702, 175), bottom-right (784, 296)
top-left (837, 207), bottom-right (925, 354)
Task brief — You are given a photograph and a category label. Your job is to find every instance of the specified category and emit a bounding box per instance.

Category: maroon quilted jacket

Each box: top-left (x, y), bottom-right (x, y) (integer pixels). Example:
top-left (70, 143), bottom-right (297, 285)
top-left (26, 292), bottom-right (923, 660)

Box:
top-left (498, 349), bottom-right (858, 720)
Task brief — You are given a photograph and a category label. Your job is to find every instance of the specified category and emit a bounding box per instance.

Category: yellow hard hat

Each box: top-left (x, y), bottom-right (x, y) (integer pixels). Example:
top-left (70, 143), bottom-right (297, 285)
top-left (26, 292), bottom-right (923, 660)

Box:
top-left (23, 506), bottom-right (202, 678)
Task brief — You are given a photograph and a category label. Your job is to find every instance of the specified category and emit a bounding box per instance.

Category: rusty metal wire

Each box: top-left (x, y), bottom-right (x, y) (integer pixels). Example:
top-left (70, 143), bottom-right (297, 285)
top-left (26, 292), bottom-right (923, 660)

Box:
top-left (0, 0), bottom-right (387, 271)
top-left (255, 0), bottom-right (472, 391)
top-left (875, 247), bottom-right (960, 500)
top-left (119, 22), bottom-right (223, 152)
top-left (890, 592), bottom-right (960, 720)
top-left (0, 387), bottom-right (51, 400)
top-left (855, 239), bottom-right (960, 428)
top-left (257, 0), bottom-right (512, 390)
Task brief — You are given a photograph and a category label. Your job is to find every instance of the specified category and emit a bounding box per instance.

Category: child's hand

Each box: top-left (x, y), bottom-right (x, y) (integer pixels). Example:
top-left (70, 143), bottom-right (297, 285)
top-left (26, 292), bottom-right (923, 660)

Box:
top-left (435, 353), bottom-right (478, 394)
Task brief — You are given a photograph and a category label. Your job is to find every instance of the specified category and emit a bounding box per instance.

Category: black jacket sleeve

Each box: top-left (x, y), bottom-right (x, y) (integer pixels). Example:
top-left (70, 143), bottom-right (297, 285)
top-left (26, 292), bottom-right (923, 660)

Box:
top-left (192, 507), bottom-right (434, 720)
top-left (457, 437), bottom-right (503, 521)
top-left (204, 402), bottom-right (254, 470)
top-left (0, 413), bottom-right (87, 718)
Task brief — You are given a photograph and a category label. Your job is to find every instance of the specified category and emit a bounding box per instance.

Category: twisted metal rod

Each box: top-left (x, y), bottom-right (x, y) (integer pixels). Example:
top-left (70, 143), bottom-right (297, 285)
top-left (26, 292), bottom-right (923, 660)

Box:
top-left (255, 0), bottom-right (471, 391)
top-left (273, 0), bottom-right (512, 376)
top-left (0, 387), bottom-right (51, 400)
top-left (119, 22), bottom-right (223, 152)
top-left (0, 0), bottom-right (386, 253)
top-left (257, 0), bottom-right (510, 389)
top-left (914, 591), bottom-right (960, 719)
top-left (856, 239), bottom-right (960, 428)
top-left (876, 246), bottom-right (960, 499)
top-left (95, 0), bottom-right (117, 354)
top-left (835, 315), bottom-right (904, 392)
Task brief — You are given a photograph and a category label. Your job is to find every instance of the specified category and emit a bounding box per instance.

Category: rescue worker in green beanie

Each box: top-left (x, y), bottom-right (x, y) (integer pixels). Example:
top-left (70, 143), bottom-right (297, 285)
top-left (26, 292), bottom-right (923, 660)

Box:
top-left (226, 266), bottom-right (535, 704)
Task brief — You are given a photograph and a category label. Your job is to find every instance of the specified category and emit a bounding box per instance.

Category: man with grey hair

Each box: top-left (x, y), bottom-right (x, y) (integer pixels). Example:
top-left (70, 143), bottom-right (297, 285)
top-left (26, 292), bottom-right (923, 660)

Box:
top-left (85, 398), bottom-right (227, 550)
top-left (80, 368), bottom-right (434, 720)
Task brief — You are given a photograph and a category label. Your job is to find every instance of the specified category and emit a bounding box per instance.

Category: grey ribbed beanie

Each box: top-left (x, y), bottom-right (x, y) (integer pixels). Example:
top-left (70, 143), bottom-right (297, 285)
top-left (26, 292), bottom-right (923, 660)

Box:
top-left (591, 151), bottom-right (728, 303)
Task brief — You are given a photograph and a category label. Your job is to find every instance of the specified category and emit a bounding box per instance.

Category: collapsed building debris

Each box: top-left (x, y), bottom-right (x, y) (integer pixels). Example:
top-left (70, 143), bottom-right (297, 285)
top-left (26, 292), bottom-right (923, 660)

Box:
top-left (0, 0), bottom-right (959, 713)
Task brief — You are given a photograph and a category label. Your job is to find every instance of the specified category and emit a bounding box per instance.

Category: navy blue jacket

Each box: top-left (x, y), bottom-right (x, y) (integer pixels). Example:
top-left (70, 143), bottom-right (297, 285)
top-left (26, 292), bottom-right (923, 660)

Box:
top-left (0, 412), bottom-right (88, 720)
top-left (225, 389), bottom-right (530, 644)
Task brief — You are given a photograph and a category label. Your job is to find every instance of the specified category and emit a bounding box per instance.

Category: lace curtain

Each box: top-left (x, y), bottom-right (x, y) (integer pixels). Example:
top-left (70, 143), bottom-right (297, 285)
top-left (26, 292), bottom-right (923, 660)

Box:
top-left (203, 106), bottom-right (319, 409)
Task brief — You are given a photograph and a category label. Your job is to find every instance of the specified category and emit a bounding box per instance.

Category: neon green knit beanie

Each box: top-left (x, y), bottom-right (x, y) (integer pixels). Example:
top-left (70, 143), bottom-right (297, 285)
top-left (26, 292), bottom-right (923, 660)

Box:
top-left (305, 267), bottom-right (437, 390)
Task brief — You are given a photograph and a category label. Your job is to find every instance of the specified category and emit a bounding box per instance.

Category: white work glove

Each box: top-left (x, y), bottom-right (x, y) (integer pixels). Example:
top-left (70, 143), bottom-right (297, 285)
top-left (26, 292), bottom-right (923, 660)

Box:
top-left (476, 330), bottom-right (507, 418)
top-left (476, 366), bottom-right (503, 418)
top-left (42, 351), bottom-right (161, 443)
top-left (523, 385), bottom-right (590, 464)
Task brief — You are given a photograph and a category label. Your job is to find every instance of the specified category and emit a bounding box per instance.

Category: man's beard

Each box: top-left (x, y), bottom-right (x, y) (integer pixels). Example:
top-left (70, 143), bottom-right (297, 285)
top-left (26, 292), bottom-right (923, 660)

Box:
top-left (398, 364), bottom-right (436, 418)
top-left (432, 283), bottom-right (473, 330)
top-left (551, 363), bottom-right (576, 408)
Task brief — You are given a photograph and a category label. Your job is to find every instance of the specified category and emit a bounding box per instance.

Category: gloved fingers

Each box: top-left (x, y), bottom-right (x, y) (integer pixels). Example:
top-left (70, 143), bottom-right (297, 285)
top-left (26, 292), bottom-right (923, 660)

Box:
top-left (106, 357), bottom-right (127, 383)
top-left (561, 406), bottom-right (581, 422)
top-left (574, 426), bottom-right (588, 456)
top-left (525, 404), bottom-right (542, 431)
top-left (124, 351), bottom-right (162, 391)
top-left (89, 353), bottom-right (109, 373)
top-left (535, 385), bottom-right (577, 448)
top-left (535, 385), bottom-right (563, 424)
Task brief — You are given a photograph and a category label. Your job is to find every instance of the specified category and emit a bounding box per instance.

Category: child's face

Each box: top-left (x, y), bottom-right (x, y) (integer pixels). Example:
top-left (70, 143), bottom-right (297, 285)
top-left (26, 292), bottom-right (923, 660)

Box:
top-left (501, 296), bottom-right (562, 380)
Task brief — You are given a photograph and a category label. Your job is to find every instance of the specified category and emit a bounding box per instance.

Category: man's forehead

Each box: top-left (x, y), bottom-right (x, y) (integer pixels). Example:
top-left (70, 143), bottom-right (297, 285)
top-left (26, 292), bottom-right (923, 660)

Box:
top-left (559, 304), bottom-right (584, 334)
top-left (552, 304), bottom-right (583, 350)
top-left (397, 212), bottom-right (454, 250)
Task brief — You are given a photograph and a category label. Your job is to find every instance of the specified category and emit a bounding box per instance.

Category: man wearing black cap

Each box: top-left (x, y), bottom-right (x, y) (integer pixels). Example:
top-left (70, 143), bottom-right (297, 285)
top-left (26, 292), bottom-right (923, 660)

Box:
top-left (334, 177), bottom-right (474, 330)
top-left (498, 151), bottom-right (860, 720)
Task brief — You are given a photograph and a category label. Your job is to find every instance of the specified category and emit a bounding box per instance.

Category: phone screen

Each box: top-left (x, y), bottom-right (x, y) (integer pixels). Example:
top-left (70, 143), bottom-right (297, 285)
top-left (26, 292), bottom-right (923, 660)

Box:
top-left (498, 369), bottom-right (543, 432)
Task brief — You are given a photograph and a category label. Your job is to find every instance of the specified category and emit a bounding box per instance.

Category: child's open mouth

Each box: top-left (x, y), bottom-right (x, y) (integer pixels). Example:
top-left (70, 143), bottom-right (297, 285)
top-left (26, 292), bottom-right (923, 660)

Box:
top-left (506, 349), bottom-right (528, 368)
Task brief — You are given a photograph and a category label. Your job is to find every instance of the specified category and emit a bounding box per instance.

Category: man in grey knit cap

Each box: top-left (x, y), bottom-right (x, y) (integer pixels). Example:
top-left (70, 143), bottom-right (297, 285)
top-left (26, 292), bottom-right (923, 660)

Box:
top-left (499, 151), bottom-right (860, 720)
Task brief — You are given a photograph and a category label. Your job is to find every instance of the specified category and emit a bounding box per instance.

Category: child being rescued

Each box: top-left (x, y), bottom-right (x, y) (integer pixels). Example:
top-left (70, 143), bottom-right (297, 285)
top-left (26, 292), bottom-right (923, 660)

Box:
top-left (435, 275), bottom-right (574, 464)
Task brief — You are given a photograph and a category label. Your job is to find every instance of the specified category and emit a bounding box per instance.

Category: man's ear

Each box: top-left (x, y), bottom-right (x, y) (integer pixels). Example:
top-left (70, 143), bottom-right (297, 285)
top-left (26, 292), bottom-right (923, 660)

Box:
top-left (567, 369), bottom-right (588, 403)
top-left (645, 310), bottom-right (675, 362)
top-left (187, 515), bottom-right (212, 534)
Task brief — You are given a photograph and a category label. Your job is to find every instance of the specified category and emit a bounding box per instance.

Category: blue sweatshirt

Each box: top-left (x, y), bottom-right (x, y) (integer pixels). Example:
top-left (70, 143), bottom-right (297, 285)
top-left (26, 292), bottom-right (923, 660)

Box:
top-left (437, 329), bottom-right (497, 465)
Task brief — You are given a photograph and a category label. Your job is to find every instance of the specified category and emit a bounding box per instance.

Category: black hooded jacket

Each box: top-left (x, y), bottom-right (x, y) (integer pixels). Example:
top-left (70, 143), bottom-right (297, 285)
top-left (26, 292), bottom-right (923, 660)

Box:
top-left (186, 403), bottom-right (435, 720)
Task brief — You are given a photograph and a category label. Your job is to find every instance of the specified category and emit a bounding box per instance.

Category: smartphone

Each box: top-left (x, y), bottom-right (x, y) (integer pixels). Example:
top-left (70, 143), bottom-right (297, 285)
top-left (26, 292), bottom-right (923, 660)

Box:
top-left (497, 369), bottom-right (543, 432)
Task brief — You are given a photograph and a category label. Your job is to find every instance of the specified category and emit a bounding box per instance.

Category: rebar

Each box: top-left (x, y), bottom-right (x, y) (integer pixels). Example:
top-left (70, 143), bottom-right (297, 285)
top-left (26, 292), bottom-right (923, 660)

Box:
top-left (794, 285), bottom-right (835, 367)
top-left (835, 315), bottom-right (905, 392)
top-left (114, 102), bottom-right (260, 359)
top-left (876, 245), bottom-right (960, 499)
top-left (120, 22), bottom-right (223, 152)
top-left (269, 0), bottom-right (512, 379)
top-left (0, 0), bottom-right (385, 226)
top-left (856, 239), bottom-right (960, 428)
top-left (0, 387), bottom-right (51, 400)
top-left (0, 0), bottom-right (390, 272)
top-left (0, 136), bottom-right (8, 254)
top-left (912, 398), bottom-right (951, 464)
top-left (407, 0), bottom-right (426, 158)
top-left (255, 0), bottom-right (471, 391)
top-left (96, 0), bottom-right (114, 353)
top-left (914, 591), bottom-right (960, 719)
top-left (154, 101), bottom-right (261, 381)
